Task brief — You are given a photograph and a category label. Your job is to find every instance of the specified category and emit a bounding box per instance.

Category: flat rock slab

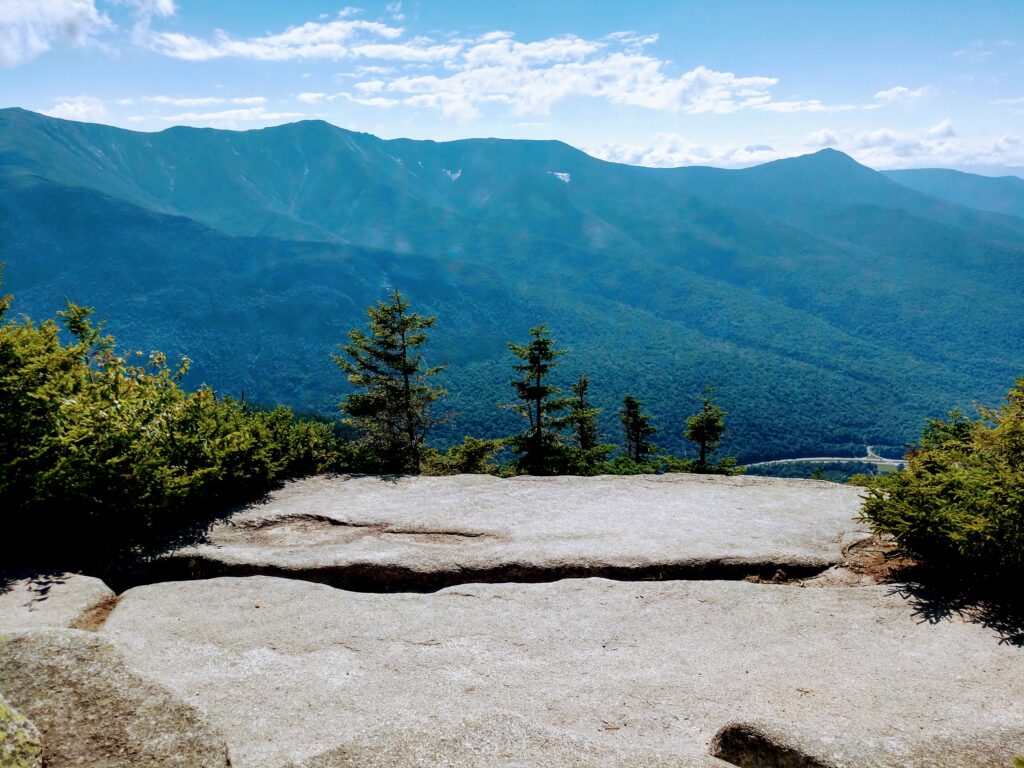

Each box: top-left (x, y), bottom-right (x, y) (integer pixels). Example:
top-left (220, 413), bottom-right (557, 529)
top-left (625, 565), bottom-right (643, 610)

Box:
top-left (101, 576), bottom-right (1024, 768)
top-left (0, 573), bottom-right (115, 630)
top-left (155, 474), bottom-right (870, 589)
top-left (0, 629), bottom-right (231, 768)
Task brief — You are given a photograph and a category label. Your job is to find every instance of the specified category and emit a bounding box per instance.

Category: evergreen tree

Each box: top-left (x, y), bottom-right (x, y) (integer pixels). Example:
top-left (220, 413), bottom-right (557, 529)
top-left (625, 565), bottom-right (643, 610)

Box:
top-left (565, 373), bottom-right (614, 472)
top-left (620, 394), bottom-right (657, 463)
top-left (332, 290), bottom-right (445, 473)
top-left (686, 388), bottom-right (726, 469)
top-left (506, 324), bottom-right (571, 475)
top-left (567, 374), bottom-right (601, 451)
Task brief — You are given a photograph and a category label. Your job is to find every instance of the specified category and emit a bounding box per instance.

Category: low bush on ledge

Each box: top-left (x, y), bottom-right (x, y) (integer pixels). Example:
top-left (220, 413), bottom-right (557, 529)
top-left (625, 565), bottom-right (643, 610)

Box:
top-left (0, 279), bottom-right (352, 569)
top-left (859, 376), bottom-right (1024, 591)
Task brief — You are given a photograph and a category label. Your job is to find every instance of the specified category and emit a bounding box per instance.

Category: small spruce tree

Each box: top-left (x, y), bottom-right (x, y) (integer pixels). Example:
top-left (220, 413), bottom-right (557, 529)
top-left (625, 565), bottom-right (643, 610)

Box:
top-left (505, 324), bottom-right (572, 475)
top-left (566, 373), bottom-right (614, 472)
top-left (332, 290), bottom-right (445, 474)
top-left (620, 394), bottom-right (657, 463)
top-left (686, 387), bottom-right (726, 470)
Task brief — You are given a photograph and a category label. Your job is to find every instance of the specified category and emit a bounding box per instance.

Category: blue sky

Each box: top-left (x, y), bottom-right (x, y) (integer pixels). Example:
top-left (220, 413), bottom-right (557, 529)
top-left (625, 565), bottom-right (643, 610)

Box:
top-left (2, 0), bottom-right (1022, 171)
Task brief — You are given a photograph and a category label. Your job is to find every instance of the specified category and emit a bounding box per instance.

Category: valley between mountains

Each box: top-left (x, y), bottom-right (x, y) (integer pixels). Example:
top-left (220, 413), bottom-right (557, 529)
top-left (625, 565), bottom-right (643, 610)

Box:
top-left (3, 107), bottom-right (1024, 460)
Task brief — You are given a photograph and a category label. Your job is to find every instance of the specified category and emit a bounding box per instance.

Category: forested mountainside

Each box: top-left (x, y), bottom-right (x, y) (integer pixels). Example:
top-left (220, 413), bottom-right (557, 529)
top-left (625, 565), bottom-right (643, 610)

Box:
top-left (3, 107), bottom-right (1023, 460)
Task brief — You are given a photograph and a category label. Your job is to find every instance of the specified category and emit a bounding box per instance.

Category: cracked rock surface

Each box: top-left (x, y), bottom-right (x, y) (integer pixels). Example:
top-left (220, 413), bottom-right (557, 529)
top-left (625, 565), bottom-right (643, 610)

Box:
top-left (101, 575), bottom-right (1024, 768)
top-left (153, 474), bottom-right (870, 589)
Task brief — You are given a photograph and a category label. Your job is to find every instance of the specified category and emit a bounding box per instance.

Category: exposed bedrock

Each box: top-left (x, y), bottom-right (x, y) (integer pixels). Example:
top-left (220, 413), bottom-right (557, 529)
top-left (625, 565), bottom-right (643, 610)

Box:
top-left (136, 473), bottom-right (871, 591)
top-left (100, 576), bottom-right (1024, 768)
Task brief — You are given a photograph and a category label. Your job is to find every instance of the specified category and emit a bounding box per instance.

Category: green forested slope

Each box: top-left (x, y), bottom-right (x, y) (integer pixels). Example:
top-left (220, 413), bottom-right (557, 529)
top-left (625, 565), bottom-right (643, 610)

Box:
top-left (2, 108), bottom-right (1023, 461)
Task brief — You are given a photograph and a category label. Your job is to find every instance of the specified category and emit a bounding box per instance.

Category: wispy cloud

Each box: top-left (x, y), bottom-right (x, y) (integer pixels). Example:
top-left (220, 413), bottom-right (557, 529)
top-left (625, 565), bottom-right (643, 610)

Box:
top-left (871, 85), bottom-right (931, 108)
top-left (148, 17), bottom-right (406, 61)
top-left (144, 95), bottom-right (266, 106)
top-left (147, 106), bottom-right (306, 128)
top-left (953, 38), bottom-right (1017, 61)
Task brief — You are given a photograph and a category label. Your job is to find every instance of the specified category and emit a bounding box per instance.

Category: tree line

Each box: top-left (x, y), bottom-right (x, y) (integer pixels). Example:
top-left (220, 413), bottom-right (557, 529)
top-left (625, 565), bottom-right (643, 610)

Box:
top-left (0, 275), bottom-right (734, 569)
top-left (335, 290), bottom-right (739, 477)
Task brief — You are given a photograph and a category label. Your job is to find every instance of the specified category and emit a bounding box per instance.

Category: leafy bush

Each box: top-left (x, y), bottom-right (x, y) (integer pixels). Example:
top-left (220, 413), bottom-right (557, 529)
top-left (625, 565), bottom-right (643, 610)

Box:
top-left (859, 376), bottom-right (1024, 586)
top-left (0, 279), bottom-right (351, 567)
top-left (421, 436), bottom-right (504, 476)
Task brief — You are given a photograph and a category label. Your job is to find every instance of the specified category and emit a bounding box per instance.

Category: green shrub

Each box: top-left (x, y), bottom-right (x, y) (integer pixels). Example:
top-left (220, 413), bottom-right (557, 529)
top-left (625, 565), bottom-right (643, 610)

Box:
top-left (421, 436), bottom-right (503, 476)
top-left (859, 377), bottom-right (1024, 587)
top-left (0, 279), bottom-right (351, 567)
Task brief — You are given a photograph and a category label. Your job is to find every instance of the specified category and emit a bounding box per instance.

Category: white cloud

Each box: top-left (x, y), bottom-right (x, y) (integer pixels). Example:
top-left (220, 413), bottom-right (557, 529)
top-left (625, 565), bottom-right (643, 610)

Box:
top-left (148, 18), bottom-right (404, 61)
top-left (144, 95), bottom-right (266, 106)
top-left (113, 0), bottom-right (176, 45)
top-left (590, 133), bottom-right (782, 168)
top-left (347, 38), bottom-right (786, 118)
top-left (152, 106), bottom-right (306, 128)
top-left (350, 40), bottom-right (459, 62)
top-left (800, 119), bottom-right (1024, 169)
top-left (756, 99), bottom-right (858, 113)
top-left (872, 85), bottom-right (930, 107)
top-left (805, 128), bottom-right (839, 148)
top-left (385, 2), bottom-right (404, 22)
top-left (954, 39), bottom-right (1016, 61)
top-left (145, 16), bottom-right (857, 119)
top-left (993, 96), bottom-right (1024, 106)
top-left (44, 95), bottom-right (108, 121)
top-left (0, 0), bottom-right (111, 67)
top-left (296, 92), bottom-right (327, 103)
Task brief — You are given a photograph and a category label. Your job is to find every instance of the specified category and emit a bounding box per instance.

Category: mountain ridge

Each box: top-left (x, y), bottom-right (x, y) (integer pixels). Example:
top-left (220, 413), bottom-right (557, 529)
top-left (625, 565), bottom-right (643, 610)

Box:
top-left (2, 108), bottom-right (1023, 461)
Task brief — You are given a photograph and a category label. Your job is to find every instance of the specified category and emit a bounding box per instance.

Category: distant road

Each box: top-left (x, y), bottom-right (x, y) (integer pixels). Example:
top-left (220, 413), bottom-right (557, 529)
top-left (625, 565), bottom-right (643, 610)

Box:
top-left (747, 446), bottom-right (903, 468)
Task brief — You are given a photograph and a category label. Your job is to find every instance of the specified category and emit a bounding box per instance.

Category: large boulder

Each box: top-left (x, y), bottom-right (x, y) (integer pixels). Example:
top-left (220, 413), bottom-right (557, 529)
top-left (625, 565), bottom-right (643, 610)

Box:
top-left (150, 474), bottom-right (870, 590)
top-left (101, 575), bottom-right (1024, 768)
top-left (0, 573), bottom-right (115, 630)
top-left (0, 629), bottom-right (231, 768)
top-left (0, 694), bottom-right (42, 768)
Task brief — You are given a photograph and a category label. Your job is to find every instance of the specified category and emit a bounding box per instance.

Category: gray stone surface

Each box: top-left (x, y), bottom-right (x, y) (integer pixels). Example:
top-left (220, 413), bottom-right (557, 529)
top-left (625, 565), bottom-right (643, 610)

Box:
top-left (0, 573), bottom-right (114, 630)
top-left (0, 693), bottom-right (42, 768)
top-left (102, 575), bottom-right (1024, 768)
top-left (159, 474), bottom-right (870, 588)
top-left (0, 629), bottom-right (231, 768)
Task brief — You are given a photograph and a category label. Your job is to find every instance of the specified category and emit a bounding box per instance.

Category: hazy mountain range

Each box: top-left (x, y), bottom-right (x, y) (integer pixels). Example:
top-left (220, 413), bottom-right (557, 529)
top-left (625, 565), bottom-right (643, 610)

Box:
top-left (2, 106), bottom-right (1023, 460)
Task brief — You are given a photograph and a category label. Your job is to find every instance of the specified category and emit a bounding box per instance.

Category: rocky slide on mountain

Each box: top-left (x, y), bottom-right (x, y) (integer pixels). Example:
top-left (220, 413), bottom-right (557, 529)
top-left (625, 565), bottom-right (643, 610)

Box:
top-left (2, 474), bottom-right (1022, 768)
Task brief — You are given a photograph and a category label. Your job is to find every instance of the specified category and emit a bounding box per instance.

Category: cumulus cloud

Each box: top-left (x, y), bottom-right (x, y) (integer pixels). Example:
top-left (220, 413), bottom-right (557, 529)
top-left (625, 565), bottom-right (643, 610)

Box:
top-left (276, 30), bottom-right (835, 119)
top-left (801, 119), bottom-right (1024, 169)
top-left (805, 128), bottom-right (840, 148)
top-left (44, 95), bottom-right (108, 121)
top-left (356, 39), bottom-right (788, 118)
top-left (145, 14), bottom-right (862, 119)
top-left (589, 133), bottom-right (782, 168)
top-left (0, 0), bottom-right (111, 67)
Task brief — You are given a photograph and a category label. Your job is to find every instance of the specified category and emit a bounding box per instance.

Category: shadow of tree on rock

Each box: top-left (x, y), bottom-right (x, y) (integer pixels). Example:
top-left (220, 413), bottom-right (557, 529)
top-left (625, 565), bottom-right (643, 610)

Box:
top-left (887, 574), bottom-right (1024, 647)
